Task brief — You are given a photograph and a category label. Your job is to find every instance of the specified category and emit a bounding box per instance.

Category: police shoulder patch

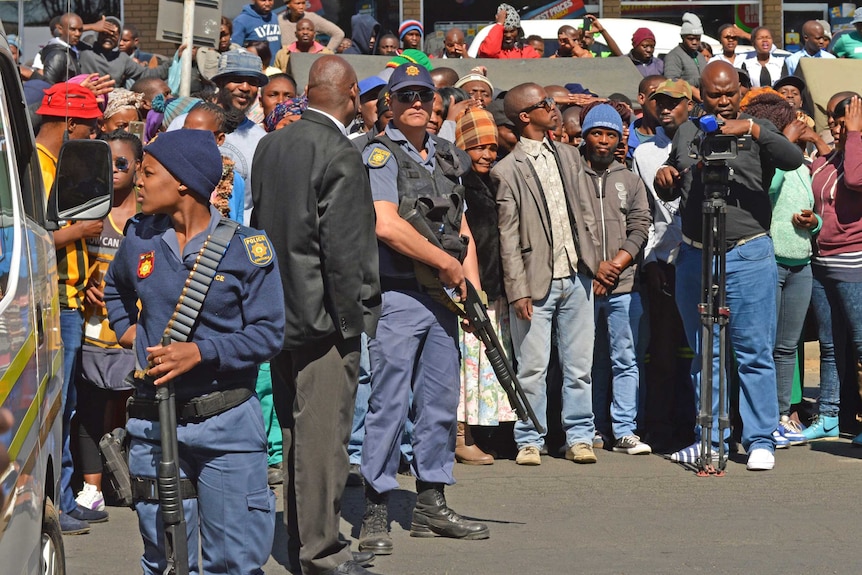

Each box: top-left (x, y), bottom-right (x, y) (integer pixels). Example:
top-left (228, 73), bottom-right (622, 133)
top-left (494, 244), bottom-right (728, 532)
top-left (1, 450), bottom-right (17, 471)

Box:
top-left (242, 234), bottom-right (274, 267)
top-left (366, 146), bottom-right (391, 168)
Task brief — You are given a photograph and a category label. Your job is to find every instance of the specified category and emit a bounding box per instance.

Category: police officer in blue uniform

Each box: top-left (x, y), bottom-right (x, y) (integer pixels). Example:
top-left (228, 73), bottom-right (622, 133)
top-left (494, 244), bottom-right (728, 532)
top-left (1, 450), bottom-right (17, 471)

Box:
top-left (357, 64), bottom-right (490, 555)
top-left (104, 129), bottom-right (285, 575)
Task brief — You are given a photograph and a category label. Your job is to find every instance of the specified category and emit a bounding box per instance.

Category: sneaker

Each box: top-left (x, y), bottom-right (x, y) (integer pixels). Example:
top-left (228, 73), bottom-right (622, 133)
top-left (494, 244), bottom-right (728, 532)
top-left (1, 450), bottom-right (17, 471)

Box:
top-left (613, 435), bottom-right (652, 455)
top-left (592, 432), bottom-right (606, 450)
top-left (67, 503), bottom-right (108, 524)
top-left (669, 441), bottom-right (725, 464)
top-left (59, 512), bottom-right (90, 535)
top-left (778, 415), bottom-right (807, 445)
top-left (565, 443), bottom-right (597, 464)
top-left (772, 429), bottom-right (790, 449)
top-left (515, 445), bottom-right (541, 466)
top-left (75, 483), bottom-right (105, 512)
top-left (801, 415), bottom-right (839, 441)
top-left (852, 432), bottom-right (862, 447)
top-left (746, 448), bottom-right (775, 471)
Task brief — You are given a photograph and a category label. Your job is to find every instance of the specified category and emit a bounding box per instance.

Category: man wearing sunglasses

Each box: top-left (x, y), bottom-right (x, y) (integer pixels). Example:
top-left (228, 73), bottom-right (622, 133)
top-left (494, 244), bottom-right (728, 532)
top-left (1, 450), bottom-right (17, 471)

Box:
top-left (358, 63), bottom-right (488, 556)
top-left (492, 83), bottom-right (601, 466)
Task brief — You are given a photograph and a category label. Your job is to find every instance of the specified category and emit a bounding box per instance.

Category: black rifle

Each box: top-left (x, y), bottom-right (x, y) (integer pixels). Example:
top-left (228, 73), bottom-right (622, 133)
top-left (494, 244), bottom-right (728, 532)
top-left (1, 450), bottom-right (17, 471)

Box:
top-left (156, 334), bottom-right (189, 575)
top-left (400, 203), bottom-right (545, 434)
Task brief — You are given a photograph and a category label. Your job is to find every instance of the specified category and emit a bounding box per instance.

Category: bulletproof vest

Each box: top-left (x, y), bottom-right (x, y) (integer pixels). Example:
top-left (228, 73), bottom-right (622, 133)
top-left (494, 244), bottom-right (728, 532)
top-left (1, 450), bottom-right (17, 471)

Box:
top-left (374, 134), bottom-right (470, 275)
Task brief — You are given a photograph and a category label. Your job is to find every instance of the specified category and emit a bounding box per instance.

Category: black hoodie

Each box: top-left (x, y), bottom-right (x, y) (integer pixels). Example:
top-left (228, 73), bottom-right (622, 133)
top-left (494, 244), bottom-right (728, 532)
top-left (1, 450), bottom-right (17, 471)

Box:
top-left (344, 14), bottom-right (380, 55)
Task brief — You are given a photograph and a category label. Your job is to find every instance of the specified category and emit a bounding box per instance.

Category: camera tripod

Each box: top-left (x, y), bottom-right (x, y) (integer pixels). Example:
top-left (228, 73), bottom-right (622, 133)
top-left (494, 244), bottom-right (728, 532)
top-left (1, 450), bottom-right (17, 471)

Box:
top-left (696, 170), bottom-right (732, 476)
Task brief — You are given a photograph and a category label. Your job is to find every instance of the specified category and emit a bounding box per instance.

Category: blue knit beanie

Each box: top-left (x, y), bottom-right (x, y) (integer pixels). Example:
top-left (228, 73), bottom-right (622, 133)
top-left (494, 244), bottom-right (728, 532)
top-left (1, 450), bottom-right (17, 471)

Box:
top-left (144, 130), bottom-right (223, 200)
top-left (582, 104), bottom-right (623, 137)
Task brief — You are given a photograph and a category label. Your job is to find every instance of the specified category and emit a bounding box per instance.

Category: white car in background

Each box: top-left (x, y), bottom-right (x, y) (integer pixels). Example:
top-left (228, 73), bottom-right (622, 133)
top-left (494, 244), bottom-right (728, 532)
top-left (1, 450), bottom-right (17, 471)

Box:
top-left (467, 17), bottom-right (725, 58)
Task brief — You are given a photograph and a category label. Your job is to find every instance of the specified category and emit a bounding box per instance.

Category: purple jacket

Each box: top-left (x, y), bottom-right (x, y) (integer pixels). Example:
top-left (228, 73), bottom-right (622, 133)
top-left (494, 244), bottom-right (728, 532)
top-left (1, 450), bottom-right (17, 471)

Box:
top-left (628, 52), bottom-right (664, 77)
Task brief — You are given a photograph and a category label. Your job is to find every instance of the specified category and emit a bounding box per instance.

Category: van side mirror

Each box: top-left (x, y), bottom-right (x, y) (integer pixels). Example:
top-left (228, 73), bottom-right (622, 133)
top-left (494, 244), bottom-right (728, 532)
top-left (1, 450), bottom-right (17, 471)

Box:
top-left (47, 139), bottom-right (113, 226)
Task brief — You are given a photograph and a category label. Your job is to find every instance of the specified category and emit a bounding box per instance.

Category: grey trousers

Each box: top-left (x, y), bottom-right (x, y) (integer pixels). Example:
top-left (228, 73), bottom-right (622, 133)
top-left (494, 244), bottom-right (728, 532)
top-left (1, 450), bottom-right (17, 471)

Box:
top-left (272, 334), bottom-right (360, 575)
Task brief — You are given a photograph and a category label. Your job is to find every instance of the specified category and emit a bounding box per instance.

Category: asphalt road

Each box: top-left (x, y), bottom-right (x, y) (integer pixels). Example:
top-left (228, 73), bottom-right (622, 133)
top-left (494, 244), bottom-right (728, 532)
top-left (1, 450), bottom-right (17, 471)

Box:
top-left (66, 345), bottom-right (861, 575)
top-left (65, 433), bottom-right (862, 575)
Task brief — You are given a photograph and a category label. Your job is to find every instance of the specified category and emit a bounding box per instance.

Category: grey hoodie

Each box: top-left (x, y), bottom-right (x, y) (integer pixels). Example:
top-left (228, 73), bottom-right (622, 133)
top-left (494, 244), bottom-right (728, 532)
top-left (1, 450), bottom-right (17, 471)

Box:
top-left (581, 159), bottom-right (651, 294)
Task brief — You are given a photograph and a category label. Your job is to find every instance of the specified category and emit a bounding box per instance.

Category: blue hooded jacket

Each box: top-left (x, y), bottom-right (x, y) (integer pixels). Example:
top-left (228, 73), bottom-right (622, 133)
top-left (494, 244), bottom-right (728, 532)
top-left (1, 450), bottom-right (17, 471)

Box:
top-left (231, 4), bottom-right (281, 65)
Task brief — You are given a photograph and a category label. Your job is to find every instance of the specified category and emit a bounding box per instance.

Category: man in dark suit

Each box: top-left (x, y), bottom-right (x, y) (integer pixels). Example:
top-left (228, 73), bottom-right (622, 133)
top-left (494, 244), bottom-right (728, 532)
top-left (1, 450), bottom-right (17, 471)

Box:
top-left (251, 55), bottom-right (382, 575)
top-left (492, 82), bottom-right (601, 466)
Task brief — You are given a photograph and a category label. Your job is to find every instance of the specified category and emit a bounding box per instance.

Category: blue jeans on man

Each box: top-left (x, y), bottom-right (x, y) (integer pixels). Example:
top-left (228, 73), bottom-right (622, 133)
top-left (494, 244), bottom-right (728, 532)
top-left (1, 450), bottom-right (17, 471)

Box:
top-left (60, 308), bottom-right (83, 514)
top-left (592, 292), bottom-right (643, 439)
top-left (510, 275), bottom-right (596, 450)
top-left (675, 237), bottom-right (778, 454)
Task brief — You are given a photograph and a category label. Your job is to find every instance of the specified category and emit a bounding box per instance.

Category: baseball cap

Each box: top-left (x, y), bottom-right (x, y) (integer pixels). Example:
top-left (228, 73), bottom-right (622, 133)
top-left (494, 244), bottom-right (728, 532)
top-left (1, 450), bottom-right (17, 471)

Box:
top-left (359, 75), bottom-right (387, 98)
top-left (387, 63), bottom-right (435, 93)
top-left (649, 79), bottom-right (693, 101)
top-left (37, 83), bottom-right (102, 119)
top-left (773, 75), bottom-right (806, 93)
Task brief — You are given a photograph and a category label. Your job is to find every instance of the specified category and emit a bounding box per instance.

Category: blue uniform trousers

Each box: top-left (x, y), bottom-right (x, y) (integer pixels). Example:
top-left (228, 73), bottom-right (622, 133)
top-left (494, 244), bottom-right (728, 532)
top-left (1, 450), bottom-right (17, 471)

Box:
top-left (128, 396), bottom-right (275, 575)
top-left (363, 289), bottom-right (460, 494)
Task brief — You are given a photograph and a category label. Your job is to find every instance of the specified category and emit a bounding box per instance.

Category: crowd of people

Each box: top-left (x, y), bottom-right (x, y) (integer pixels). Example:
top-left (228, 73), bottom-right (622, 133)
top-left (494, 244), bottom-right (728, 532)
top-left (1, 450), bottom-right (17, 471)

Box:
top-left (15, 2), bottom-right (862, 575)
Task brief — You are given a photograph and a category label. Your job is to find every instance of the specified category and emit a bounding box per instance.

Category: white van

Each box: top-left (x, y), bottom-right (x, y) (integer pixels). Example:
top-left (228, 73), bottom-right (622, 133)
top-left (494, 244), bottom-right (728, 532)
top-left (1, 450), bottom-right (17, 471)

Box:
top-left (0, 26), bottom-right (112, 575)
top-left (468, 17), bottom-right (724, 58)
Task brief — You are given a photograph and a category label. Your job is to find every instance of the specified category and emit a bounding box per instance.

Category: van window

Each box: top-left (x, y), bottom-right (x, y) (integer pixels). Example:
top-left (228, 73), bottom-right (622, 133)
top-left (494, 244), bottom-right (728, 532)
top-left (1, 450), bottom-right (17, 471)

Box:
top-left (0, 95), bottom-right (13, 299)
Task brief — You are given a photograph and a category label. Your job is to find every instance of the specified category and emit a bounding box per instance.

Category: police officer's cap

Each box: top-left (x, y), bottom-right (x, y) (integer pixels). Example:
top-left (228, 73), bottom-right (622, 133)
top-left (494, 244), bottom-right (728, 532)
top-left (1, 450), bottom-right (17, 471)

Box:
top-left (387, 63), bottom-right (435, 94)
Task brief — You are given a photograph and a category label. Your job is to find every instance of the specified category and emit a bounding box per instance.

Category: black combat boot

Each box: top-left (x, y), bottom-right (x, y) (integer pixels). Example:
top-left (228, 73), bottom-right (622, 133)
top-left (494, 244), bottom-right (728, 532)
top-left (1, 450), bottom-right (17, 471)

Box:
top-left (358, 487), bottom-right (393, 555)
top-left (410, 481), bottom-right (490, 539)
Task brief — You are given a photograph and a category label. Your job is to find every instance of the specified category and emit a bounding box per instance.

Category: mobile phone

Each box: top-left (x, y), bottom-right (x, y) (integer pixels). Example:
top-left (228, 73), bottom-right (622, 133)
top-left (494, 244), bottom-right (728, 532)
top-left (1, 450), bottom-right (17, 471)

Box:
top-left (128, 120), bottom-right (145, 142)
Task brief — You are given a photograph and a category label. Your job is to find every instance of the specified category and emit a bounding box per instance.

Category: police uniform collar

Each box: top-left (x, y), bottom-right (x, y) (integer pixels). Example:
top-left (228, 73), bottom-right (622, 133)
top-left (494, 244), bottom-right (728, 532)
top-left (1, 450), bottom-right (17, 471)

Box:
top-left (161, 205), bottom-right (224, 262)
top-left (384, 124), bottom-right (435, 160)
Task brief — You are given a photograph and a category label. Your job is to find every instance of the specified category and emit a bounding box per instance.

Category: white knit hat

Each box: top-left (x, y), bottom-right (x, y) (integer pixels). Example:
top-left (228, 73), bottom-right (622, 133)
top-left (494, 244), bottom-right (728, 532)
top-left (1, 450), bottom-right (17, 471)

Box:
top-left (680, 13), bottom-right (704, 36)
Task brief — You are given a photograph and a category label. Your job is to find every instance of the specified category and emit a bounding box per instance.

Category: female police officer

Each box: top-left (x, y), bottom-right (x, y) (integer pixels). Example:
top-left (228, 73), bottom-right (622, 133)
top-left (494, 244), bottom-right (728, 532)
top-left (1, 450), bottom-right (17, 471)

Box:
top-left (104, 129), bottom-right (285, 574)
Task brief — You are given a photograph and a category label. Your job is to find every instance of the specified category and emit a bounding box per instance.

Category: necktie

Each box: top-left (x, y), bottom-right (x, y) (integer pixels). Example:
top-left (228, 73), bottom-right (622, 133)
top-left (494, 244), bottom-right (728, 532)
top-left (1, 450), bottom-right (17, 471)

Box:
top-left (760, 65), bottom-right (771, 88)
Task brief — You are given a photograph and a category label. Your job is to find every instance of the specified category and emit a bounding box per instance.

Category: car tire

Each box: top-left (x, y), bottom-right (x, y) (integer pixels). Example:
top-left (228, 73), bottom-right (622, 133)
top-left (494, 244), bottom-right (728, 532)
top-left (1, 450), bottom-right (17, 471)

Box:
top-left (42, 497), bottom-right (66, 575)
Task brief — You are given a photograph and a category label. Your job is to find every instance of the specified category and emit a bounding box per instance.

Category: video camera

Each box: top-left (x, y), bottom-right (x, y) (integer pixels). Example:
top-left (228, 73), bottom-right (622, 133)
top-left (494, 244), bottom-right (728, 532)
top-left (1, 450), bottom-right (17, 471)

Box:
top-left (697, 115), bottom-right (738, 163)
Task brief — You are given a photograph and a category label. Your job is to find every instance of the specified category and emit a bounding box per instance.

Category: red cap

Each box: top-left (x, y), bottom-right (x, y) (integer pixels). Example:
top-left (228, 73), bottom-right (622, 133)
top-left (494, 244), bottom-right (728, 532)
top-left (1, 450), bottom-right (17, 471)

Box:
top-left (36, 83), bottom-right (102, 119)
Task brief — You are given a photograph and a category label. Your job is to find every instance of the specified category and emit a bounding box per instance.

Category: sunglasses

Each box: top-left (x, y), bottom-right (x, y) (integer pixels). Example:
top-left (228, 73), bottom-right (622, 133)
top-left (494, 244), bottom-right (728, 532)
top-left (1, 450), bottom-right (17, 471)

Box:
top-left (114, 156), bottom-right (130, 172)
top-left (520, 97), bottom-right (555, 114)
top-left (393, 89), bottom-right (436, 104)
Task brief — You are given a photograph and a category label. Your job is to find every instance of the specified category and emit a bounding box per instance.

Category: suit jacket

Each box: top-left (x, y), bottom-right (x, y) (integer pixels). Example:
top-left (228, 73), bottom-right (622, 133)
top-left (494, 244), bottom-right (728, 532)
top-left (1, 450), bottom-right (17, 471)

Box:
top-left (251, 109), bottom-right (381, 350)
top-left (492, 139), bottom-right (600, 303)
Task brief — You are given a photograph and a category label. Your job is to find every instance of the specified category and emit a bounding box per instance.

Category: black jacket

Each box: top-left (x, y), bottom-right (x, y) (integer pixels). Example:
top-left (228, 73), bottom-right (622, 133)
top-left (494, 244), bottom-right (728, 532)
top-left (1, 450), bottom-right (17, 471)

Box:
top-left (251, 109), bottom-right (381, 349)
top-left (463, 170), bottom-right (503, 302)
top-left (39, 43), bottom-right (81, 84)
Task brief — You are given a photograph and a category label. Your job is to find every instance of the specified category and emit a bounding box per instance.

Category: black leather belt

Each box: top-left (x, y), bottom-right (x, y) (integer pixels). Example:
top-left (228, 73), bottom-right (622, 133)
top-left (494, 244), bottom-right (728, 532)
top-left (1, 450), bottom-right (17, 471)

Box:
top-left (127, 387), bottom-right (253, 423)
top-left (380, 277), bottom-right (422, 292)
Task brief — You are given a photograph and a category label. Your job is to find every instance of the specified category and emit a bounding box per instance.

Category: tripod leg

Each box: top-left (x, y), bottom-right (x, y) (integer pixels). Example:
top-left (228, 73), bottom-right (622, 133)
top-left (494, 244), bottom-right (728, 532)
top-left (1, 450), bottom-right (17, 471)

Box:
top-left (697, 201), bottom-right (716, 476)
top-left (716, 203), bottom-right (730, 474)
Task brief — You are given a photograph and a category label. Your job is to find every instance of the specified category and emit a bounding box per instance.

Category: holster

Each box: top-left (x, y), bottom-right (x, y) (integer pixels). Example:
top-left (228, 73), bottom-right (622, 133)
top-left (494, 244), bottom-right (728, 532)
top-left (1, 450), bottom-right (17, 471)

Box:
top-left (99, 427), bottom-right (133, 507)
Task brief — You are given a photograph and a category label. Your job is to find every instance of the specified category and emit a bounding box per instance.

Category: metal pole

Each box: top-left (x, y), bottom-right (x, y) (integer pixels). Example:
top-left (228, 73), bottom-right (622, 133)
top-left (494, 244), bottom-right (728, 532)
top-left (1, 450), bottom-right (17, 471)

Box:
top-left (179, 0), bottom-right (195, 97)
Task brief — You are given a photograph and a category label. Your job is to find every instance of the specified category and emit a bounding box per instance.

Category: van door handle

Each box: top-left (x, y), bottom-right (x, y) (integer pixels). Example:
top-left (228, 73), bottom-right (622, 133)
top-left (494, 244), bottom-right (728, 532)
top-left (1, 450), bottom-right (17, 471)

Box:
top-left (35, 303), bottom-right (45, 346)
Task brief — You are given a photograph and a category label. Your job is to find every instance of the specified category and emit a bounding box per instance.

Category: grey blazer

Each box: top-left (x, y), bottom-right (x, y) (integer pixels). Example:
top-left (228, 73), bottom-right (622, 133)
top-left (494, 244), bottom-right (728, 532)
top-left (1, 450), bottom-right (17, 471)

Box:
top-left (492, 139), bottom-right (600, 303)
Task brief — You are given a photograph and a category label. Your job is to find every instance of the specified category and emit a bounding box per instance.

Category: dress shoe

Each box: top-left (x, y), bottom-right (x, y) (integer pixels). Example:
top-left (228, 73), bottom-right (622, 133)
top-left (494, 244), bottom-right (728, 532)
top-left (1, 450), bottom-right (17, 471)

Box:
top-left (321, 560), bottom-right (382, 575)
top-left (267, 464), bottom-right (284, 486)
top-left (351, 551), bottom-right (375, 567)
top-left (410, 481), bottom-right (489, 540)
top-left (358, 488), bottom-right (393, 555)
top-left (455, 422), bottom-right (493, 465)
top-left (346, 463), bottom-right (363, 487)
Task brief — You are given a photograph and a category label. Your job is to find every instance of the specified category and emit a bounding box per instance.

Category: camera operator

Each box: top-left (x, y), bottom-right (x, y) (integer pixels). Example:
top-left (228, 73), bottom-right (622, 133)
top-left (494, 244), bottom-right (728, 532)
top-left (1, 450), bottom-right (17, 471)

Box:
top-left (654, 61), bottom-right (804, 471)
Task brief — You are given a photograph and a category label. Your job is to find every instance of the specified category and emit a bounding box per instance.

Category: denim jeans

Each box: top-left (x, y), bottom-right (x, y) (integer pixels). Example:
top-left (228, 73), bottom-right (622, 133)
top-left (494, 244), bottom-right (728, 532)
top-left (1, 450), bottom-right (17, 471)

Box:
top-left (675, 237), bottom-right (779, 453)
top-left (592, 292), bottom-right (643, 439)
top-left (60, 308), bottom-right (83, 514)
top-left (510, 275), bottom-right (595, 449)
top-left (774, 263), bottom-right (812, 415)
top-left (810, 269), bottom-right (862, 417)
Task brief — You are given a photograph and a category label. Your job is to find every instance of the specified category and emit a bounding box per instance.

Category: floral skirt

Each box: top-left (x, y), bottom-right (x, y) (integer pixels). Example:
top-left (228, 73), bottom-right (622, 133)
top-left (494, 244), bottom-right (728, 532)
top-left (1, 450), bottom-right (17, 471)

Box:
top-left (458, 299), bottom-right (517, 425)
